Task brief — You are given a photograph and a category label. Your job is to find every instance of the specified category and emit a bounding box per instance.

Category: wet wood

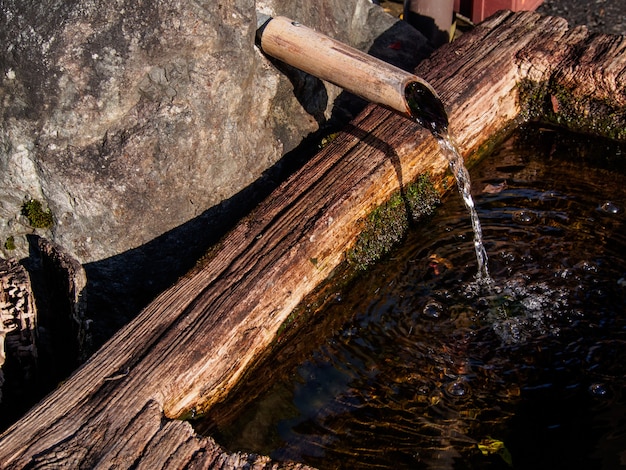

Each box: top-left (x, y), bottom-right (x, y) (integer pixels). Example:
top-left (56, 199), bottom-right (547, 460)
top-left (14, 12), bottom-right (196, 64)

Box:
top-left (1, 10), bottom-right (625, 469)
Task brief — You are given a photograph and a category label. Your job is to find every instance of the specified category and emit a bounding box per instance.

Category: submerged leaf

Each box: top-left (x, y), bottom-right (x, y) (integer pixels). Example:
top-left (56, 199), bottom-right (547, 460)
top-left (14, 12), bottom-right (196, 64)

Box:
top-left (482, 180), bottom-right (507, 194)
top-left (477, 437), bottom-right (513, 466)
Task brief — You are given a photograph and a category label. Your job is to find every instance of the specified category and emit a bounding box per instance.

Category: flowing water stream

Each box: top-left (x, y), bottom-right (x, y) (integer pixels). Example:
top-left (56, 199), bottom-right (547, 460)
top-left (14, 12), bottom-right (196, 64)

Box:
top-left (197, 125), bottom-right (626, 469)
top-left (405, 80), bottom-right (491, 282)
top-left (437, 132), bottom-right (491, 282)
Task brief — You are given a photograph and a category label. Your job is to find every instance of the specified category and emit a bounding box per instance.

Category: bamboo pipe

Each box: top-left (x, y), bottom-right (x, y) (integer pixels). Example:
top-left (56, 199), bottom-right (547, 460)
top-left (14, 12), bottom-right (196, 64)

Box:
top-left (256, 14), bottom-right (448, 135)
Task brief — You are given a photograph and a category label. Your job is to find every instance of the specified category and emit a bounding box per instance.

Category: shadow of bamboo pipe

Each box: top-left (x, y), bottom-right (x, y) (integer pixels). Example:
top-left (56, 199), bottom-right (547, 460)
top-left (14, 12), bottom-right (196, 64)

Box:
top-left (256, 14), bottom-right (449, 136)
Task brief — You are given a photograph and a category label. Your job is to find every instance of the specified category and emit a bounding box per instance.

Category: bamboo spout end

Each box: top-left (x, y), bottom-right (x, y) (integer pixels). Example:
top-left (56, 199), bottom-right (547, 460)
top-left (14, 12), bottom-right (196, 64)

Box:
top-left (255, 13), bottom-right (449, 137)
top-left (404, 80), bottom-right (449, 137)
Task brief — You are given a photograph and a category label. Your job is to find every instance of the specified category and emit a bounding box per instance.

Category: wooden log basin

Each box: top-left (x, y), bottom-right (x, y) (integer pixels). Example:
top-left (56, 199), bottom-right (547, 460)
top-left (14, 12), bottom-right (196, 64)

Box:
top-left (1, 10), bottom-right (625, 469)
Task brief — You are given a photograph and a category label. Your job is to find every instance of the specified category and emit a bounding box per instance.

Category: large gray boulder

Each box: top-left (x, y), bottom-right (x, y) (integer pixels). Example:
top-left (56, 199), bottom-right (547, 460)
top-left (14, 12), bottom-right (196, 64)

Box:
top-left (0, 0), bottom-right (429, 346)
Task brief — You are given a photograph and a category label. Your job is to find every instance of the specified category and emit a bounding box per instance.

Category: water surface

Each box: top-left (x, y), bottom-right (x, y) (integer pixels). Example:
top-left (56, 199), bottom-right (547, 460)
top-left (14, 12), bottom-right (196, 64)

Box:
top-left (199, 126), bottom-right (626, 469)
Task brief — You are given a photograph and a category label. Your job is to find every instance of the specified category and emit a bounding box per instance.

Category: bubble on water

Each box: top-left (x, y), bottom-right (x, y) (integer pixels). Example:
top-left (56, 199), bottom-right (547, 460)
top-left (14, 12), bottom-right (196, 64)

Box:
top-left (462, 278), bottom-right (494, 300)
top-left (342, 326), bottom-right (359, 339)
top-left (520, 296), bottom-right (544, 312)
top-left (512, 210), bottom-right (538, 225)
top-left (432, 289), bottom-right (453, 303)
top-left (445, 380), bottom-right (469, 398)
top-left (557, 268), bottom-right (573, 280)
top-left (492, 317), bottom-right (531, 344)
top-left (423, 300), bottom-right (444, 318)
top-left (478, 276), bottom-right (568, 344)
top-left (499, 251), bottom-right (516, 264)
top-left (598, 201), bottom-right (621, 214)
top-left (589, 383), bottom-right (608, 397)
top-left (574, 260), bottom-right (598, 273)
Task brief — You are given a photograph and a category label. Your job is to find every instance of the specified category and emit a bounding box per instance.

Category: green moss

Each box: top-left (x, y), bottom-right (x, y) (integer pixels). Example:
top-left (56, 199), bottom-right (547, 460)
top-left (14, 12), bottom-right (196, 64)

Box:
top-left (4, 236), bottom-right (15, 250)
top-left (276, 308), bottom-right (299, 338)
top-left (516, 78), bottom-right (548, 122)
top-left (318, 132), bottom-right (340, 149)
top-left (404, 174), bottom-right (443, 219)
top-left (21, 199), bottom-right (54, 229)
top-left (347, 174), bottom-right (440, 270)
top-left (517, 78), bottom-right (626, 141)
top-left (276, 174), bottom-right (439, 340)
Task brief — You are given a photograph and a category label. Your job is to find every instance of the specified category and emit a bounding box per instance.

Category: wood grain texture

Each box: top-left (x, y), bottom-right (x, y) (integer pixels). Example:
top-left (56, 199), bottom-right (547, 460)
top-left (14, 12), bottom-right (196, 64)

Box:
top-left (1, 10), bottom-right (625, 469)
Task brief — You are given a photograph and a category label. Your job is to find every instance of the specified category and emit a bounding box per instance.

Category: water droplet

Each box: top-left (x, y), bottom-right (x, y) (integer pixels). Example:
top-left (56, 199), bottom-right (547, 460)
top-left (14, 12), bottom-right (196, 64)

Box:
top-left (575, 260), bottom-right (598, 273)
top-left (445, 380), bottom-right (469, 398)
top-left (512, 210), bottom-right (537, 225)
top-left (433, 289), bottom-right (453, 301)
top-left (599, 201), bottom-right (621, 214)
top-left (520, 296), bottom-right (543, 312)
top-left (423, 300), bottom-right (444, 318)
top-left (342, 326), bottom-right (358, 338)
top-left (557, 268), bottom-right (572, 279)
top-left (589, 382), bottom-right (608, 397)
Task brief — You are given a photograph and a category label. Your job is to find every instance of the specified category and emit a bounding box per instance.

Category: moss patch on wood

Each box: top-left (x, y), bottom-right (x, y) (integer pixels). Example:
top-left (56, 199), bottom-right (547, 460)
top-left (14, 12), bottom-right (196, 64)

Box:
top-left (518, 78), bottom-right (626, 141)
top-left (347, 173), bottom-right (440, 270)
top-left (273, 174), bottom-right (440, 344)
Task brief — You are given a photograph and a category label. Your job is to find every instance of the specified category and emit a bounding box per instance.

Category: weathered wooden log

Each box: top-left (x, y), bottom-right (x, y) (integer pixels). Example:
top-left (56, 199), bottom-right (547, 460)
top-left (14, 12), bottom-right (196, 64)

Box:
top-left (0, 10), bottom-right (625, 469)
top-left (0, 259), bottom-right (37, 408)
top-left (0, 238), bottom-right (88, 430)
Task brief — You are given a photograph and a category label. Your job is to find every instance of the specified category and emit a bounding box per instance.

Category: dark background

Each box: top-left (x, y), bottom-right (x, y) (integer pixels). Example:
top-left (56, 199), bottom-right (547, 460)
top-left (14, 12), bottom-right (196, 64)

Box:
top-left (537, 0), bottom-right (626, 35)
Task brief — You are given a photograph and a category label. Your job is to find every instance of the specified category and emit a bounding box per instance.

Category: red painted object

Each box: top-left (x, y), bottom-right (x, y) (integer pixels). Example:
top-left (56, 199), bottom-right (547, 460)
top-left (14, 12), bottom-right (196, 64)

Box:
top-left (454, 0), bottom-right (543, 23)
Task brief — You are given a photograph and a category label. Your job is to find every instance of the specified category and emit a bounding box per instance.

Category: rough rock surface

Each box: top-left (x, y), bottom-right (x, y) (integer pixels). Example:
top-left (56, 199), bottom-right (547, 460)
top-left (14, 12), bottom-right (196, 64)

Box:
top-left (0, 0), bottom-right (429, 347)
top-left (538, 0), bottom-right (626, 36)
